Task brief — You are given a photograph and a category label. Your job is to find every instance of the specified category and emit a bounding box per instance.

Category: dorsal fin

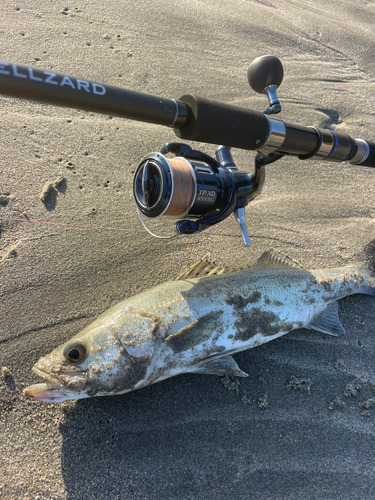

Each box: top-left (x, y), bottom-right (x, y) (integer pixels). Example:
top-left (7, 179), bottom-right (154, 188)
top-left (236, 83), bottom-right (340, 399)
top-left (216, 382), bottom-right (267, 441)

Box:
top-left (175, 256), bottom-right (227, 280)
top-left (253, 250), bottom-right (304, 270)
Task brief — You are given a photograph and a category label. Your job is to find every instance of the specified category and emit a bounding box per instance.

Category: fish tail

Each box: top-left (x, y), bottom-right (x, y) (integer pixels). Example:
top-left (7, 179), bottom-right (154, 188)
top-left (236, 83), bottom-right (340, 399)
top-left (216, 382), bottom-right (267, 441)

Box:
top-left (355, 237), bottom-right (375, 294)
top-left (307, 239), bottom-right (375, 337)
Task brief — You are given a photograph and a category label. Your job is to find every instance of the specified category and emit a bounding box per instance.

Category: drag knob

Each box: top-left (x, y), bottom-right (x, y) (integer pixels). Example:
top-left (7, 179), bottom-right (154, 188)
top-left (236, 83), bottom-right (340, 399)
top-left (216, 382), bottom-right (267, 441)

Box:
top-left (133, 155), bottom-right (171, 218)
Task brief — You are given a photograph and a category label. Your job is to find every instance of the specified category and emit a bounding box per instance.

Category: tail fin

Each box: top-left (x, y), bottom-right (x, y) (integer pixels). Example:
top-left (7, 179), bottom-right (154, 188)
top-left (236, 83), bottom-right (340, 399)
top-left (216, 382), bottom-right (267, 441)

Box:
top-left (357, 238), bottom-right (375, 276)
top-left (355, 238), bottom-right (375, 295)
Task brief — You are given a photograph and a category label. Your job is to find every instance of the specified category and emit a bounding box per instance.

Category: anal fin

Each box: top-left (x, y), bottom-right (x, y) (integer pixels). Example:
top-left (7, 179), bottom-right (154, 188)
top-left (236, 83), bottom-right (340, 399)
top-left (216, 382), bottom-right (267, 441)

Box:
top-left (190, 355), bottom-right (248, 378)
top-left (307, 302), bottom-right (346, 337)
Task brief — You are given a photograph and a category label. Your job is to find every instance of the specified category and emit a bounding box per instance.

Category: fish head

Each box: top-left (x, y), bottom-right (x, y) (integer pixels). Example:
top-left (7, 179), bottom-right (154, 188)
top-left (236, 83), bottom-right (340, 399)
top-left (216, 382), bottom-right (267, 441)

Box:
top-left (24, 306), bottom-right (159, 402)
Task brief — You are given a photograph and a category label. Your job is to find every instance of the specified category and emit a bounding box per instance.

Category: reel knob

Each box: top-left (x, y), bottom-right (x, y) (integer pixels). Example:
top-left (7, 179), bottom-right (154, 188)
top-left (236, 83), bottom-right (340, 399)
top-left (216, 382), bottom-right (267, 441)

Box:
top-left (247, 55), bottom-right (283, 114)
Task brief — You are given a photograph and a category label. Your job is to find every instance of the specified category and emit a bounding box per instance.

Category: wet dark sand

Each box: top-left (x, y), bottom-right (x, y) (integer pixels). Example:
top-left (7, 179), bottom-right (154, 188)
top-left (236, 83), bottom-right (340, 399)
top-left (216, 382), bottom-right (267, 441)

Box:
top-left (1, 1), bottom-right (375, 498)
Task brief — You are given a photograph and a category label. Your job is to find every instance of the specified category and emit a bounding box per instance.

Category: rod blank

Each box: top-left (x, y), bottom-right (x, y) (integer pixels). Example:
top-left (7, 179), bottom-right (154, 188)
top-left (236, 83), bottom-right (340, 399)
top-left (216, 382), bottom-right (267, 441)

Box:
top-left (0, 60), bottom-right (374, 166)
top-left (0, 61), bottom-right (187, 127)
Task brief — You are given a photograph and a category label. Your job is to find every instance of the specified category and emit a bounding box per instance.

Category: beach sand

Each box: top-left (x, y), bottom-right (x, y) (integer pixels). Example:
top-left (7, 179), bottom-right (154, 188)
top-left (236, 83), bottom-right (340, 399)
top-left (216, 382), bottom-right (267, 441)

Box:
top-left (1, 0), bottom-right (375, 498)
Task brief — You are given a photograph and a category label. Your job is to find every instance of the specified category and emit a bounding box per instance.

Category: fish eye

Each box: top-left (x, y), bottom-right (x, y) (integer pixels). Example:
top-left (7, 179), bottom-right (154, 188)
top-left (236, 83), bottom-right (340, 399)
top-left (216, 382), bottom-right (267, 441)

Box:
top-left (64, 343), bottom-right (87, 364)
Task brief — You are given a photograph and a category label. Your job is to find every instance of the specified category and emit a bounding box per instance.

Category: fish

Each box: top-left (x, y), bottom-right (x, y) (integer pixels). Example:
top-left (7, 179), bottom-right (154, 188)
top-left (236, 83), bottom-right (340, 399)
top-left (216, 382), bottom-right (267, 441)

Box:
top-left (24, 239), bottom-right (375, 402)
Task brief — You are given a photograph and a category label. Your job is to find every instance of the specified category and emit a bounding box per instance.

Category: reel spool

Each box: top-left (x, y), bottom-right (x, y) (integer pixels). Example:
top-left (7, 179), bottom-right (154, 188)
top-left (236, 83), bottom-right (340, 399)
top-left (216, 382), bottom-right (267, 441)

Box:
top-left (133, 153), bottom-right (219, 219)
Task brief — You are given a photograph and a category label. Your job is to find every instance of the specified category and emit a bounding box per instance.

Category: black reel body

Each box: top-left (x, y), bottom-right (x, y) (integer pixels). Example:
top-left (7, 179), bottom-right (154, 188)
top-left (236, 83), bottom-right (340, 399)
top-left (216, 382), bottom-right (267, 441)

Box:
top-left (133, 145), bottom-right (238, 235)
top-left (133, 142), bottom-right (272, 243)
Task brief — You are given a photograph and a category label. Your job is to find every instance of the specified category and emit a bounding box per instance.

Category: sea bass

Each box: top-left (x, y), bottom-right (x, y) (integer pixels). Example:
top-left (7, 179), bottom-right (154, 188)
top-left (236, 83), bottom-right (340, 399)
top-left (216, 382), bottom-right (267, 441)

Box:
top-left (24, 239), bottom-right (375, 402)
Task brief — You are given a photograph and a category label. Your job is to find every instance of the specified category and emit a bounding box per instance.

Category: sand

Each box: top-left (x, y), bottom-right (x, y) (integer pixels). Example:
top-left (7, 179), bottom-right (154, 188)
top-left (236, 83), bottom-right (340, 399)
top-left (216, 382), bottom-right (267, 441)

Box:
top-left (1, 0), bottom-right (375, 498)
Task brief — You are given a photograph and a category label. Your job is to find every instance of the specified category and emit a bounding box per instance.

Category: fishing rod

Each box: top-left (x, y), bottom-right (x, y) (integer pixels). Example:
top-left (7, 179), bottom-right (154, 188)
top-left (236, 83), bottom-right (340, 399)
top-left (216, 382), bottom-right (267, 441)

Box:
top-left (0, 55), bottom-right (374, 246)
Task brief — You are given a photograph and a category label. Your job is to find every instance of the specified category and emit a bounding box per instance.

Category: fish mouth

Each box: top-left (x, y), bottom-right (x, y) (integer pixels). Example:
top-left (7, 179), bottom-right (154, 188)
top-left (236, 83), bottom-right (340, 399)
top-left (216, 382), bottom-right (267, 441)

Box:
top-left (32, 366), bottom-right (64, 386)
top-left (23, 367), bottom-right (88, 403)
top-left (23, 383), bottom-right (83, 402)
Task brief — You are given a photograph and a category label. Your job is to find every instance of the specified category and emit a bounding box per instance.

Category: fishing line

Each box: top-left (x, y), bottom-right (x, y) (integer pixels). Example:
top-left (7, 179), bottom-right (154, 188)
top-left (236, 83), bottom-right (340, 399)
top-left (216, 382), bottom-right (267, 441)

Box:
top-left (0, 216), bottom-right (165, 234)
top-left (162, 157), bottom-right (195, 217)
top-left (136, 208), bottom-right (180, 240)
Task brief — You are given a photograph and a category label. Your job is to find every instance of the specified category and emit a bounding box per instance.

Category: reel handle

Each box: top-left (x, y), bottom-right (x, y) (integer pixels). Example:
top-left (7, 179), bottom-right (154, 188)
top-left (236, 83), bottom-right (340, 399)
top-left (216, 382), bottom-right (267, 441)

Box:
top-left (247, 55), bottom-right (283, 114)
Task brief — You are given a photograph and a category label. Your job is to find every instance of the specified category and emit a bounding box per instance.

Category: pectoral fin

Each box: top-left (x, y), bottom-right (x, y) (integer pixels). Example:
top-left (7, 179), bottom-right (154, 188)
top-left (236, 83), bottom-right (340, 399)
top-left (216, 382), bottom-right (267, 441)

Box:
top-left (307, 302), bottom-right (346, 336)
top-left (190, 355), bottom-right (248, 377)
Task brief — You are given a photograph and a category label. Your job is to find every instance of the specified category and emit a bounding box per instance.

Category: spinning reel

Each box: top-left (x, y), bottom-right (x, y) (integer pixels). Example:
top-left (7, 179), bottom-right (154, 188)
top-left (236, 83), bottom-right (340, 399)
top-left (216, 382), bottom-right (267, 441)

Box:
top-left (133, 55), bottom-right (284, 246)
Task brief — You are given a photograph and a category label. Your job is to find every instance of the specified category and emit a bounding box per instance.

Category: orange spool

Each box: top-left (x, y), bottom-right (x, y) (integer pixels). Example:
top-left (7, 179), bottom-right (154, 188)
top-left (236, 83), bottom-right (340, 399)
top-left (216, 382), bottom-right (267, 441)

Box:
top-left (162, 157), bottom-right (196, 217)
